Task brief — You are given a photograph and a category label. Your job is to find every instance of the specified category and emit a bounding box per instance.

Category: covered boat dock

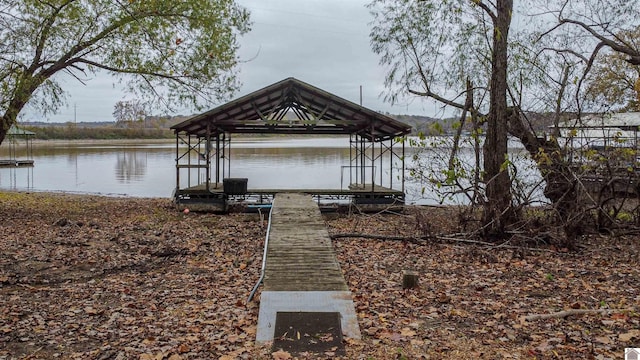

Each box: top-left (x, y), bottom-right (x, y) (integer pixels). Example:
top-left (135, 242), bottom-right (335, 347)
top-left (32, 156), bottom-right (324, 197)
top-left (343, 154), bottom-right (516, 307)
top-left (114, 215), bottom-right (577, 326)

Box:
top-left (0, 125), bottom-right (35, 167)
top-left (170, 77), bottom-right (412, 212)
top-left (559, 112), bottom-right (640, 197)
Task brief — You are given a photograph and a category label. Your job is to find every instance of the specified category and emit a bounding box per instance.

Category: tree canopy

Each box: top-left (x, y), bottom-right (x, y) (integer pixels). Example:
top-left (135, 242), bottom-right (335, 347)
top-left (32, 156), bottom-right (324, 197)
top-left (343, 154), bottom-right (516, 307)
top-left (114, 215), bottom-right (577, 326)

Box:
top-left (369, 0), bottom-right (640, 239)
top-left (584, 29), bottom-right (640, 112)
top-left (113, 99), bottom-right (147, 127)
top-left (0, 0), bottom-right (250, 144)
top-left (515, 1), bottom-right (640, 112)
top-left (370, 0), bottom-right (516, 235)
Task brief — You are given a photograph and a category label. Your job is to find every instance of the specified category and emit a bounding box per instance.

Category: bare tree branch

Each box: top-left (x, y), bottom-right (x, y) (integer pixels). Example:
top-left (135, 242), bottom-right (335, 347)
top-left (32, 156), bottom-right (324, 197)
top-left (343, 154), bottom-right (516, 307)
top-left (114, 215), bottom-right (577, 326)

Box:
top-left (558, 18), bottom-right (640, 65)
top-left (472, 0), bottom-right (497, 22)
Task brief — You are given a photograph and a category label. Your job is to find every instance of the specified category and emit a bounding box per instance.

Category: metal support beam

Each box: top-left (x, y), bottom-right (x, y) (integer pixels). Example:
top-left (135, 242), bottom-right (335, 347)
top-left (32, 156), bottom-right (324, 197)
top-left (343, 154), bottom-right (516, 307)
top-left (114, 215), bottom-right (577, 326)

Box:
top-left (175, 134), bottom-right (180, 196)
top-left (215, 134), bottom-right (220, 185)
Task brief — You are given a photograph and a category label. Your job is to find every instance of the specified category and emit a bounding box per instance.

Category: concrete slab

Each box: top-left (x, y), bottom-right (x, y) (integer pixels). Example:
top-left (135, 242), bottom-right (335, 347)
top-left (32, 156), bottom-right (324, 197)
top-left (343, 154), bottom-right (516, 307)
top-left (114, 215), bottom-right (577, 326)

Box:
top-left (256, 291), bottom-right (361, 343)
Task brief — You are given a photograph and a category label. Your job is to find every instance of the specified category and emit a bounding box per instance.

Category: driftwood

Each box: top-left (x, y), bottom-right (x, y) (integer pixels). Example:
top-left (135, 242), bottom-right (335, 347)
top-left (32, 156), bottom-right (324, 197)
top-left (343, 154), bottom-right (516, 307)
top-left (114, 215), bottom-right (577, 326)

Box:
top-left (524, 308), bottom-right (630, 321)
top-left (329, 233), bottom-right (557, 252)
top-left (330, 233), bottom-right (424, 245)
top-left (330, 233), bottom-right (484, 246)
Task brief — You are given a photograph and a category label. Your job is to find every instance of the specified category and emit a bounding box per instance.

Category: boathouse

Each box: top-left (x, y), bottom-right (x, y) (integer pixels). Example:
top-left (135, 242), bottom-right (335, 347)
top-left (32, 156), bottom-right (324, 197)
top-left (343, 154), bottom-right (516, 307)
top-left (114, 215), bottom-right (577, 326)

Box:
top-left (558, 112), bottom-right (640, 151)
top-left (558, 112), bottom-right (640, 196)
top-left (0, 125), bottom-right (35, 167)
top-left (170, 77), bottom-right (412, 212)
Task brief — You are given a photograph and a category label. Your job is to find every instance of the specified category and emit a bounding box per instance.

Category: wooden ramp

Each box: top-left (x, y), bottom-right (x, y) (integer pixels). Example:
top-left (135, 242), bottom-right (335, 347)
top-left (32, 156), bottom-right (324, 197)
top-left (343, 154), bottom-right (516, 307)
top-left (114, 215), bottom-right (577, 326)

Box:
top-left (256, 193), bottom-right (360, 343)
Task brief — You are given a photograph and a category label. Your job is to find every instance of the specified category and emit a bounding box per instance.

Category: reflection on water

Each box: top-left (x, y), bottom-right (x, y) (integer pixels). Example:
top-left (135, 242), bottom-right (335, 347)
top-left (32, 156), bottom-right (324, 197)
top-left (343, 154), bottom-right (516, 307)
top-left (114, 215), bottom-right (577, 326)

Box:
top-left (0, 138), bottom-right (383, 198)
top-left (0, 137), bottom-right (538, 204)
top-left (0, 167), bottom-right (34, 190)
top-left (0, 142), bottom-right (177, 197)
top-left (115, 151), bottom-right (148, 183)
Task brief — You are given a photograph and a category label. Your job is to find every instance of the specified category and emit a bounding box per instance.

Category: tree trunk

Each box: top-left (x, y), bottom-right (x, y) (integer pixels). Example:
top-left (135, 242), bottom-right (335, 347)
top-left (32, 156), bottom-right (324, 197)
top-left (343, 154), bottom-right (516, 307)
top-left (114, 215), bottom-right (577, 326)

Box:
top-left (1, 74), bottom-right (42, 145)
top-left (506, 110), bottom-right (582, 248)
top-left (0, 115), bottom-right (11, 145)
top-left (483, 0), bottom-right (516, 237)
top-left (508, 116), bottom-right (578, 216)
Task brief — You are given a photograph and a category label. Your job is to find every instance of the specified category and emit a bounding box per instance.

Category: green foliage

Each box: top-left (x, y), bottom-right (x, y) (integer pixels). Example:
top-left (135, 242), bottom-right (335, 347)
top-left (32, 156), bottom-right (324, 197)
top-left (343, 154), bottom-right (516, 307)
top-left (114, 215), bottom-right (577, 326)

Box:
top-left (113, 100), bottom-right (147, 124)
top-left (396, 348), bottom-right (409, 360)
top-left (368, 0), bottom-right (490, 108)
top-left (584, 28), bottom-right (640, 112)
top-left (0, 0), bottom-right (250, 143)
top-left (408, 134), bottom-right (486, 205)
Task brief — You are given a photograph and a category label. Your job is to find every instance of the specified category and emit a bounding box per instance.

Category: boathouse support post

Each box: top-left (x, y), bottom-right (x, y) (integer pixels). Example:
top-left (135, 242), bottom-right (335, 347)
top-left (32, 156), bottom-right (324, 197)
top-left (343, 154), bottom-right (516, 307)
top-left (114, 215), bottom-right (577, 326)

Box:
top-left (402, 139), bottom-right (405, 193)
top-left (390, 139), bottom-right (393, 190)
top-left (350, 134), bottom-right (353, 188)
top-left (187, 135), bottom-right (192, 187)
top-left (379, 140), bottom-right (383, 187)
top-left (205, 125), bottom-right (211, 192)
top-left (353, 134), bottom-right (358, 185)
top-left (356, 134), bottom-right (361, 185)
top-left (226, 133), bottom-right (231, 178)
top-left (215, 134), bottom-right (220, 187)
top-left (221, 132), bottom-right (226, 179)
top-left (360, 135), bottom-right (365, 186)
top-left (371, 123), bottom-right (375, 191)
top-left (175, 133), bottom-right (179, 195)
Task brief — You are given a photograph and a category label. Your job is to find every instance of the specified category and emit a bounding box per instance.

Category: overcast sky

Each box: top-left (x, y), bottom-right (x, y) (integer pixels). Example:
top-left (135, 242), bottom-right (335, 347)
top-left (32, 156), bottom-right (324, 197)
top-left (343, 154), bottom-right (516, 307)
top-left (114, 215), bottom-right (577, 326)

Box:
top-left (23, 0), bottom-right (439, 123)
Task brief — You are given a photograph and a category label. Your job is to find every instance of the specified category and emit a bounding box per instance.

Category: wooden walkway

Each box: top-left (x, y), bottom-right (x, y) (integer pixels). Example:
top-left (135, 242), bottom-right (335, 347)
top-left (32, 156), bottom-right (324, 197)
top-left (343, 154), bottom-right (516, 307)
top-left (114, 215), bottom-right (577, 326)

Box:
top-left (264, 193), bottom-right (348, 291)
top-left (256, 193), bottom-right (360, 343)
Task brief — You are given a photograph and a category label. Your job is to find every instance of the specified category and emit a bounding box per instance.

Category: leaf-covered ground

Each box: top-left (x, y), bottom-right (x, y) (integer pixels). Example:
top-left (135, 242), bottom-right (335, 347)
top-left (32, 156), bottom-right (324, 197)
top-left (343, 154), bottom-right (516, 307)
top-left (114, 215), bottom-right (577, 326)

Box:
top-left (0, 192), bottom-right (638, 359)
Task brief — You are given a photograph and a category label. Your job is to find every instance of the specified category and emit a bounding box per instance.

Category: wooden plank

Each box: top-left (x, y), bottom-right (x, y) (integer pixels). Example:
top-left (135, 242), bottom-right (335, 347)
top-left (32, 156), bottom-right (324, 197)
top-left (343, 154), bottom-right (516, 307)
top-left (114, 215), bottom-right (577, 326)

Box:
top-left (263, 193), bottom-right (349, 292)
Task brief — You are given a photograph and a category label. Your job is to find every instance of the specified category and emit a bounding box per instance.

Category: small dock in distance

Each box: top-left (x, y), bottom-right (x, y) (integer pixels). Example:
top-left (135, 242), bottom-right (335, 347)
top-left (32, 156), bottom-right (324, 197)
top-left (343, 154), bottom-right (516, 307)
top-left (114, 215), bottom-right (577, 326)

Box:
top-left (0, 125), bottom-right (35, 168)
top-left (256, 193), bottom-right (360, 346)
top-left (0, 160), bottom-right (34, 167)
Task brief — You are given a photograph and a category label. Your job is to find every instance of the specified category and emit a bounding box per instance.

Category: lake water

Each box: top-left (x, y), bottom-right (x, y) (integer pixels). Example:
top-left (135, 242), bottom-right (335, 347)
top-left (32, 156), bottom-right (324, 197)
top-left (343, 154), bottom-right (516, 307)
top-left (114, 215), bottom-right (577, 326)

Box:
top-left (0, 136), bottom-right (542, 205)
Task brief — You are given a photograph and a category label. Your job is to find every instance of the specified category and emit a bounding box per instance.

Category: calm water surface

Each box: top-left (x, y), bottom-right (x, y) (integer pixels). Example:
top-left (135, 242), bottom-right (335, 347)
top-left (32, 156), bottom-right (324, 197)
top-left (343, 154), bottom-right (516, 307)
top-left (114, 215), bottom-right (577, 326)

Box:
top-left (0, 136), bottom-right (541, 205)
top-left (0, 137), bottom-right (408, 198)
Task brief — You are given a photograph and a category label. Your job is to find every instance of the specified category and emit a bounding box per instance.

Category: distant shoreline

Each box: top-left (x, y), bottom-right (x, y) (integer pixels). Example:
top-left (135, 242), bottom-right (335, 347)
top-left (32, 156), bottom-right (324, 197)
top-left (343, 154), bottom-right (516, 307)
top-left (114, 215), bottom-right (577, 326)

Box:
top-left (28, 135), bottom-right (337, 147)
top-left (30, 138), bottom-right (175, 147)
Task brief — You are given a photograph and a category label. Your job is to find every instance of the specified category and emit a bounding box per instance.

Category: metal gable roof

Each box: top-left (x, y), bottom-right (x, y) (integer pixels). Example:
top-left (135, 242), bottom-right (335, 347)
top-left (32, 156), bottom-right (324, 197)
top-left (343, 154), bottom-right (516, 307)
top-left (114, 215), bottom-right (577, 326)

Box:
top-left (558, 112), bottom-right (640, 130)
top-left (7, 125), bottom-right (35, 136)
top-left (171, 77), bottom-right (412, 141)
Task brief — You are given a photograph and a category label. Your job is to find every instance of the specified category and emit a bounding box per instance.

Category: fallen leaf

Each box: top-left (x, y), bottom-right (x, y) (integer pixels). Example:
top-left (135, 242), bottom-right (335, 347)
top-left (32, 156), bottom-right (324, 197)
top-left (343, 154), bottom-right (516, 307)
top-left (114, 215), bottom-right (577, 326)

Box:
top-left (619, 330), bottom-right (640, 342)
top-left (594, 336), bottom-right (612, 344)
top-left (400, 327), bottom-right (416, 337)
top-left (437, 293), bottom-right (451, 304)
top-left (177, 343), bottom-right (189, 353)
top-left (139, 354), bottom-right (164, 360)
top-left (272, 349), bottom-right (292, 360)
top-left (84, 306), bottom-right (100, 315)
